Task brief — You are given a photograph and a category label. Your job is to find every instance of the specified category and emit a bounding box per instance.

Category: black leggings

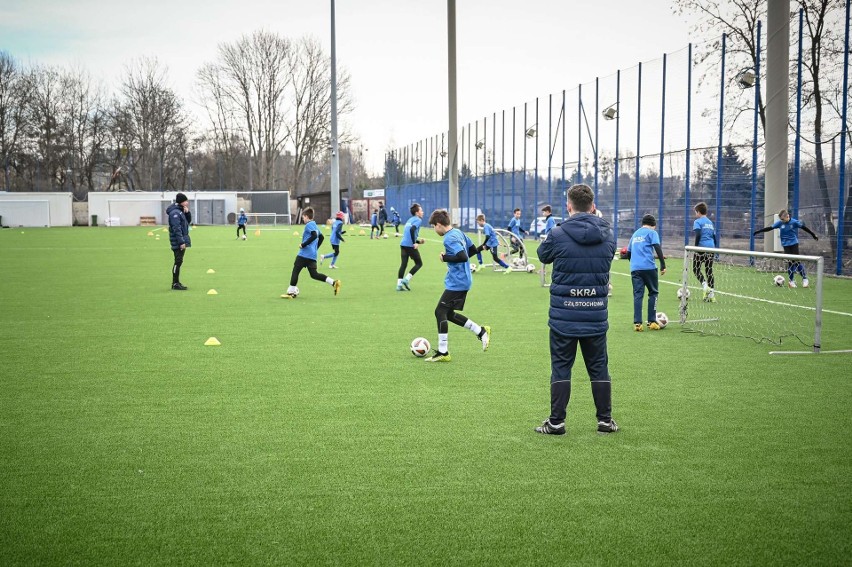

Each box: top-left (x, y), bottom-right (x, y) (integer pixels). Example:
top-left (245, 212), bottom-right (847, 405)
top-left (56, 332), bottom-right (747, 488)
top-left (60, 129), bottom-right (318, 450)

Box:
top-left (692, 252), bottom-right (715, 288)
top-left (237, 224), bottom-right (246, 236)
top-left (172, 248), bottom-right (185, 284)
top-left (398, 246), bottom-right (423, 279)
top-left (435, 290), bottom-right (468, 333)
top-left (290, 256), bottom-right (328, 286)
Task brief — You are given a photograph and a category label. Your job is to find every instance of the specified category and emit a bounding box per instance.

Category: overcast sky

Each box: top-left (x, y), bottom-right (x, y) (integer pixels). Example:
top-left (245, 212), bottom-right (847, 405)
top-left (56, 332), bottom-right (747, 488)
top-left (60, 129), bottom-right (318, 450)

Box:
top-left (2, 0), bottom-right (694, 174)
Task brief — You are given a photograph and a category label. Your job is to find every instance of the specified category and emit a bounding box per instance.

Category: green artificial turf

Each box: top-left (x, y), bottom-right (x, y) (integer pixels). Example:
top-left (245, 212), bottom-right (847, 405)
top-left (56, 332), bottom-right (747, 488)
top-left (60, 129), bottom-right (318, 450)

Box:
top-left (1, 225), bottom-right (851, 565)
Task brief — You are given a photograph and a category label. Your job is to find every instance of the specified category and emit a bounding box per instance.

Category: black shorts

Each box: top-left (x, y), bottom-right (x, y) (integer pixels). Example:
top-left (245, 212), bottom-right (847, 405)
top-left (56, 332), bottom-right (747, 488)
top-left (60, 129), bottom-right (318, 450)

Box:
top-left (783, 244), bottom-right (800, 256)
top-left (293, 255), bottom-right (317, 270)
top-left (437, 289), bottom-right (468, 311)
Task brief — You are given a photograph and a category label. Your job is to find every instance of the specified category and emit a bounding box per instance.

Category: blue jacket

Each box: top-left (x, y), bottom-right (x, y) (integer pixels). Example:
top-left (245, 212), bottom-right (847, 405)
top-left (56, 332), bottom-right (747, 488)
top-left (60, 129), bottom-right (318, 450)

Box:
top-left (167, 203), bottom-right (192, 251)
top-left (537, 213), bottom-right (615, 337)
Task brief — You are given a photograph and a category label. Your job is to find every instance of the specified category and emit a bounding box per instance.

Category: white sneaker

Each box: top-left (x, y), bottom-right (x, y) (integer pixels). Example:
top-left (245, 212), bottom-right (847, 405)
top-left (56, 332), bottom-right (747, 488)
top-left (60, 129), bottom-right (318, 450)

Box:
top-left (608, 283), bottom-right (613, 296)
top-left (789, 280), bottom-right (797, 288)
top-left (329, 265), bottom-right (338, 269)
top-left (802, 278), bottom-right (809, 288)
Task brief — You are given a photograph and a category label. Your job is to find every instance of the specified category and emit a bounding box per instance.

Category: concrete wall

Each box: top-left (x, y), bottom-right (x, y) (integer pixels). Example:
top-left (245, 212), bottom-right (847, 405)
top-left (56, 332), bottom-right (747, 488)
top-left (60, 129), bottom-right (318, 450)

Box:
top-left (0, 192), bottom-right (73, 227)
top-left (88, 192), bottom-right (238, 226)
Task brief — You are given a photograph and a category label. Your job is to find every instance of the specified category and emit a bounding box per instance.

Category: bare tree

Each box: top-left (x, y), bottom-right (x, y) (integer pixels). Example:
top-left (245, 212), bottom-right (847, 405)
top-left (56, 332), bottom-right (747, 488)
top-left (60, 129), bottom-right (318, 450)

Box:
top-left (111, 57), bottom-right (190, 191)
top-left (287, 36), bottom-right (354, 194)
top-left (28, 65), bottom-right (67, 190)
top-left (197, 31), bottom-right (354, 194)
top-left (0, 51), bottom-right (33, 191)
top-left (60, 66), bottom-right (109, 199)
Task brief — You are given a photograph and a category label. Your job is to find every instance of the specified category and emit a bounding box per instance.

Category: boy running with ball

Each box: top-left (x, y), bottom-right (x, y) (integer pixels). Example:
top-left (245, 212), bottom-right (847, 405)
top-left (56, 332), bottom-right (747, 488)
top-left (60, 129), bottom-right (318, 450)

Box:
top-left (424, 209), bottom-right (491, 362)
top-left (282, 207), bottom-right (341, 298)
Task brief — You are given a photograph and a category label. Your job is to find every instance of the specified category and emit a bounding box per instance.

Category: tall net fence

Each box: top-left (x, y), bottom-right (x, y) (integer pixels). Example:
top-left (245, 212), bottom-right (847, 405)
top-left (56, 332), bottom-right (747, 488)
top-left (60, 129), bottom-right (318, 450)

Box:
top-left (385, 12), bottom-right (851, 275)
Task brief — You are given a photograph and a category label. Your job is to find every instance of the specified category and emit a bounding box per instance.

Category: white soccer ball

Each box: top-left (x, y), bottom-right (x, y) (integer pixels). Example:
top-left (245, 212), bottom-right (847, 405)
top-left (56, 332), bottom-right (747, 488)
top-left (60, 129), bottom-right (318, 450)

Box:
top-left (287, 286), bottom-right (300, 297)
top-left (410, 337), bottom-right (430, 357)
top-left (676, 287), bottom-right (691, 300)
top-left (774, 275), bottom-right (785, 287)
top-left (526, 263), bottom-right (536, 273)
top-left (394, 232), bottom-right (400, 237)
top-left (241, 234), bottom-right (247, 240)
top-left (512, 258), bottom-right (524, 267)
top-left (656, 312), bottom-right (669, 328)
top-left (382, 233), bottom-right (389, 239)
top-left (469, 262), bottom-right (479, 273)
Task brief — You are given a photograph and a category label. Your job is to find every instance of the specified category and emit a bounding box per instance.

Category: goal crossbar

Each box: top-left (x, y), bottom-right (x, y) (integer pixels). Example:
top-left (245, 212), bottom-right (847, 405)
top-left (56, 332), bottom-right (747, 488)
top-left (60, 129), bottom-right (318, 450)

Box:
top-left (684, 246), bottom-right (825, 353)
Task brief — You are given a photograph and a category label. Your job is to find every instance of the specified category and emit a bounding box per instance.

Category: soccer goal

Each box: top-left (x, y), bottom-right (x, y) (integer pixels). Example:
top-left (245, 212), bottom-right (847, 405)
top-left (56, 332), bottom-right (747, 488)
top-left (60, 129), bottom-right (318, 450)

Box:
top-left (492, 229), bottom-right (532, 273)
top-left (245, 212), bottom-right (290, 226)
top-left (237, 191), bottom-right (291, 228)
top-left (0, 200), bottom-right (50, 227)
top-left (680, 246), bottom-right (825, 353)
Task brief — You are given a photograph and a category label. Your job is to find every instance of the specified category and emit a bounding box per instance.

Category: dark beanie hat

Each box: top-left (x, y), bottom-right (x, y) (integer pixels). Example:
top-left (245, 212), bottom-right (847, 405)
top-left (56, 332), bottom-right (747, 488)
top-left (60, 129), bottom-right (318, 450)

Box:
top-left (642, 214), bottom-right (657, 226)
top-left (175, 193), bottom-right (188, 204)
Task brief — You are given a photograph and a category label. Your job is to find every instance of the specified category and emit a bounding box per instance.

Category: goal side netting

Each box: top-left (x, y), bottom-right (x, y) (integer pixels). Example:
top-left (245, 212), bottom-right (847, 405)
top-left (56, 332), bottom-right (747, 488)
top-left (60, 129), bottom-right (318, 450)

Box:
top-left (680, 246), bottom-right (824, 352)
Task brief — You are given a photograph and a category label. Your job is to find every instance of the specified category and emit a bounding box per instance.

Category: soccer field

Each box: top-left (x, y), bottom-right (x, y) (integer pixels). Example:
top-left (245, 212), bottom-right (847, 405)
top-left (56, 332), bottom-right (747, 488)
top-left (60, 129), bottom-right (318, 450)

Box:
top-left (2, 226), bottom-right (851, 565)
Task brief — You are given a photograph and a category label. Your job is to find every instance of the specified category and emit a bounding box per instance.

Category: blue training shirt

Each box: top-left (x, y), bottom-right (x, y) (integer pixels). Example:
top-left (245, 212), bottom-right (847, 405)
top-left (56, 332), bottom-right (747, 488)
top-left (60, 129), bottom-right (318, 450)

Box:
top-left (772, 218), bottom-right (805, 247)
top-left (628, 226), bottom-right (661, 271)
top-left (693, 216), bottom-right (716, 247)
top-left (237, 213), bottom-right (248, 226)
top-left (443, 228), bottom-right (472, 291)
top-left (400, 216), bottom-right (422, 247)
top-left (482, 222), bottom-right (498, 248)
top-left (330, 218), bottom-right (344, 245)
top-left (543, 215), bottom-right (556, 235)
top-left (508, 217), bottom-right (523, 237)
top-left (297, 220), bottom-right (321, 260)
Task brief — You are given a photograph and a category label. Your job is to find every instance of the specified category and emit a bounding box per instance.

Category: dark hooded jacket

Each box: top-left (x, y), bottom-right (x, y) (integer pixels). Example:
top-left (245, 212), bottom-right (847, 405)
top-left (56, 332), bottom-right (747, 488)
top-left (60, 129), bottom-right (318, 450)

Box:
top-left (167, 203), bottom-right (192, 251)
top-left (537, 213), bottom-right (616, 337)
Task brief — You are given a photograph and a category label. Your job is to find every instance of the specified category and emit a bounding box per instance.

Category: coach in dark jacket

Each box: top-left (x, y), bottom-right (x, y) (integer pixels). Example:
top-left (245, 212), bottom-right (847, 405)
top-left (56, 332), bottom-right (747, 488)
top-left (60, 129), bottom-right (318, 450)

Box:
top-left (167, 193), bottom-right (192, 290)
top-left (534, 184), bottom-right (618, 436)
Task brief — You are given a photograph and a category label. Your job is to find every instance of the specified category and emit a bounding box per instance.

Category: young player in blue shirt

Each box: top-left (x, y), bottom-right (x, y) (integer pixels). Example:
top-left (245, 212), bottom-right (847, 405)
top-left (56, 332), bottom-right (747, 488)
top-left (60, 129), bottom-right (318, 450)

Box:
top-left (282, 207), bottom-right (341, 298)
top-left (541, 205), bottom-right (556, 235)
top-left (319, 211), bottom-right (346, 269)
top-left (507, 208), bottom-right (527, 254)
top-left (391, 208), bottom-right (401, 234)
top-left (397, 203), bottom-right (425, 291)
top-left (370, 209), bottom-right (379, 239)
top-left (626, 214), bottom-right (666, 331)
top-left (475, 214), bottom-right (510, 270)
top-left (753, 209), bottom-right (819, 288)
top-left (236, 207), bottom-right (248, 239)
top-left (423, 209), bottom-right (491, 362)
top-left (692, 202), bottom-right (718, 301)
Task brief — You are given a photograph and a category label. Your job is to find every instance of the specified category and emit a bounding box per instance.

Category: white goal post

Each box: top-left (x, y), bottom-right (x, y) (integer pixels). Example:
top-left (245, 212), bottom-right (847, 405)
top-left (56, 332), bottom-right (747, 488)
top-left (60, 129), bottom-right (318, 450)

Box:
top-left (681, 246), bottom-right (824, 353)
top-left (245, 212), bottom-right (290, 226)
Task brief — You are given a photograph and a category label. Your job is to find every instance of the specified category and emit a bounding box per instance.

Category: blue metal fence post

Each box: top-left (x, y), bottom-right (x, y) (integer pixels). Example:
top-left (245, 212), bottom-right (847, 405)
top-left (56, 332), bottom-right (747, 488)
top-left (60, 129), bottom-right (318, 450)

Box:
top-left (474, 120), bottom-right (479, 222)
top-left (523, 102), bottom-right (527, 224)
top-left (534, 96), bottom-right (539, 233)
top-left (685, 44), bottom-right (693, 246)
top-left (492, 111), bottom-right (496, 215)
top-left (614, 70), bottom-right (621, 241)
top-left (836, 0), bottom-right (850, 275)
top-left (548, 93), bottom-right (553, 215)
top-left (502, 110), bottom-right (506, 219)
top-left (716, 33), bottom-right (727, 244)
top-left (635, 62), bottom-right (642, 230)
top-left (595, 77), bottom-right (600, 201)
top-left (750, 23), bottom-right (762, 252)
top-left (578, 83), bottom-right (582, 185)
top-left (793, 9), bottom-right (804, 218)
top-left (562, 89), bottom-right (566, 214)
top-left (512, 106), bottom-right (516, 212)
top-left (659, 53), bottom-right (667, 243)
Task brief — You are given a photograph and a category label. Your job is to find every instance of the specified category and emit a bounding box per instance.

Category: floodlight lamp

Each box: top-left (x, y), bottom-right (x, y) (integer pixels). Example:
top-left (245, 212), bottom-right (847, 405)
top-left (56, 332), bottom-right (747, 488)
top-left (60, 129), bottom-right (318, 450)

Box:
top-left (737, 69), bottom-right (756, 89)
top-left (602, 105), bottom-right (618, 120)
top-left (525, 127), bottom-right (537, 138)
top-left (475, 140), bottom-right (485, 150)
top-left (187, 167), bottom-right (194, 174)
top-left (440, 150), bottom-right (448, 157)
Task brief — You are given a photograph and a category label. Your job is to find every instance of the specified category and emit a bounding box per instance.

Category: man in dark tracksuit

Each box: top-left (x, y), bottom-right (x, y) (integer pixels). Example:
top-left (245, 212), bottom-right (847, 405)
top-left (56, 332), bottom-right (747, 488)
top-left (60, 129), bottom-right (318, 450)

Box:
top-left (378, 202), bottom-right (388, 237)
top-left (535, 184), bottom-right (618, 435)
top-left (167, 193), bottom-right (192, 291)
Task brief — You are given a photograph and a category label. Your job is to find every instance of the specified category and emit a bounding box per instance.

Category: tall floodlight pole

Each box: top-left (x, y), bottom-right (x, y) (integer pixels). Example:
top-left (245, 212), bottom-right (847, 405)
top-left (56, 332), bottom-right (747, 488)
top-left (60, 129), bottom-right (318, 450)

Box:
top-left (329, 0), bottom-right (341, 217)
top-left (764, 0), bottom-right (790, 252)
top-left (448, 0), bottom-right (460, 224)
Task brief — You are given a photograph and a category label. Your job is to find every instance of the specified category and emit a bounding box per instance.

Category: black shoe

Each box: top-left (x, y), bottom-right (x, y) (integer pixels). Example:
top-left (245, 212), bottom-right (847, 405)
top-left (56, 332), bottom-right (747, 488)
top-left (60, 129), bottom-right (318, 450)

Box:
top-left (171, 283), bottom-right (188, 290)
top-left (597, 419), bottom-right (619, 433)
top-left (534, 419), bottom-right (565, 435)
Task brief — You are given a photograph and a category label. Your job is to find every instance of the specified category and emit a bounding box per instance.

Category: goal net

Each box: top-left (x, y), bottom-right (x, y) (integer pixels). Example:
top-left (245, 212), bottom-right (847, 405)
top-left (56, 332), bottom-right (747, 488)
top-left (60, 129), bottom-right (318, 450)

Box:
top-left (492, 229), bottom-right (533, 273)
top-left (680, 246), bottom-right (824, 352)
top-left (237, 191), bottom-right (291, 227)
top-left (0, 200), bottom-right (50, 227)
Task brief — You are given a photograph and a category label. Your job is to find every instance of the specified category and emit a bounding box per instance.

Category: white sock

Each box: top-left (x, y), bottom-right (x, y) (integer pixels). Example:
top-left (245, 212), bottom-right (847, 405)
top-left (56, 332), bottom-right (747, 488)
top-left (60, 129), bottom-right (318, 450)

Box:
top-left (438, 333), bottom-right (448, 353)
top-left (703, 282), bottom-right (709, 291)
top-left (397, 278), bottom-right (403, 285)
top-left (326, 277), bottom-right (334, 285)
top-left (405, 273), bottom-right (413, 282)
top-left (464, 320), bottom-right (481, 335)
